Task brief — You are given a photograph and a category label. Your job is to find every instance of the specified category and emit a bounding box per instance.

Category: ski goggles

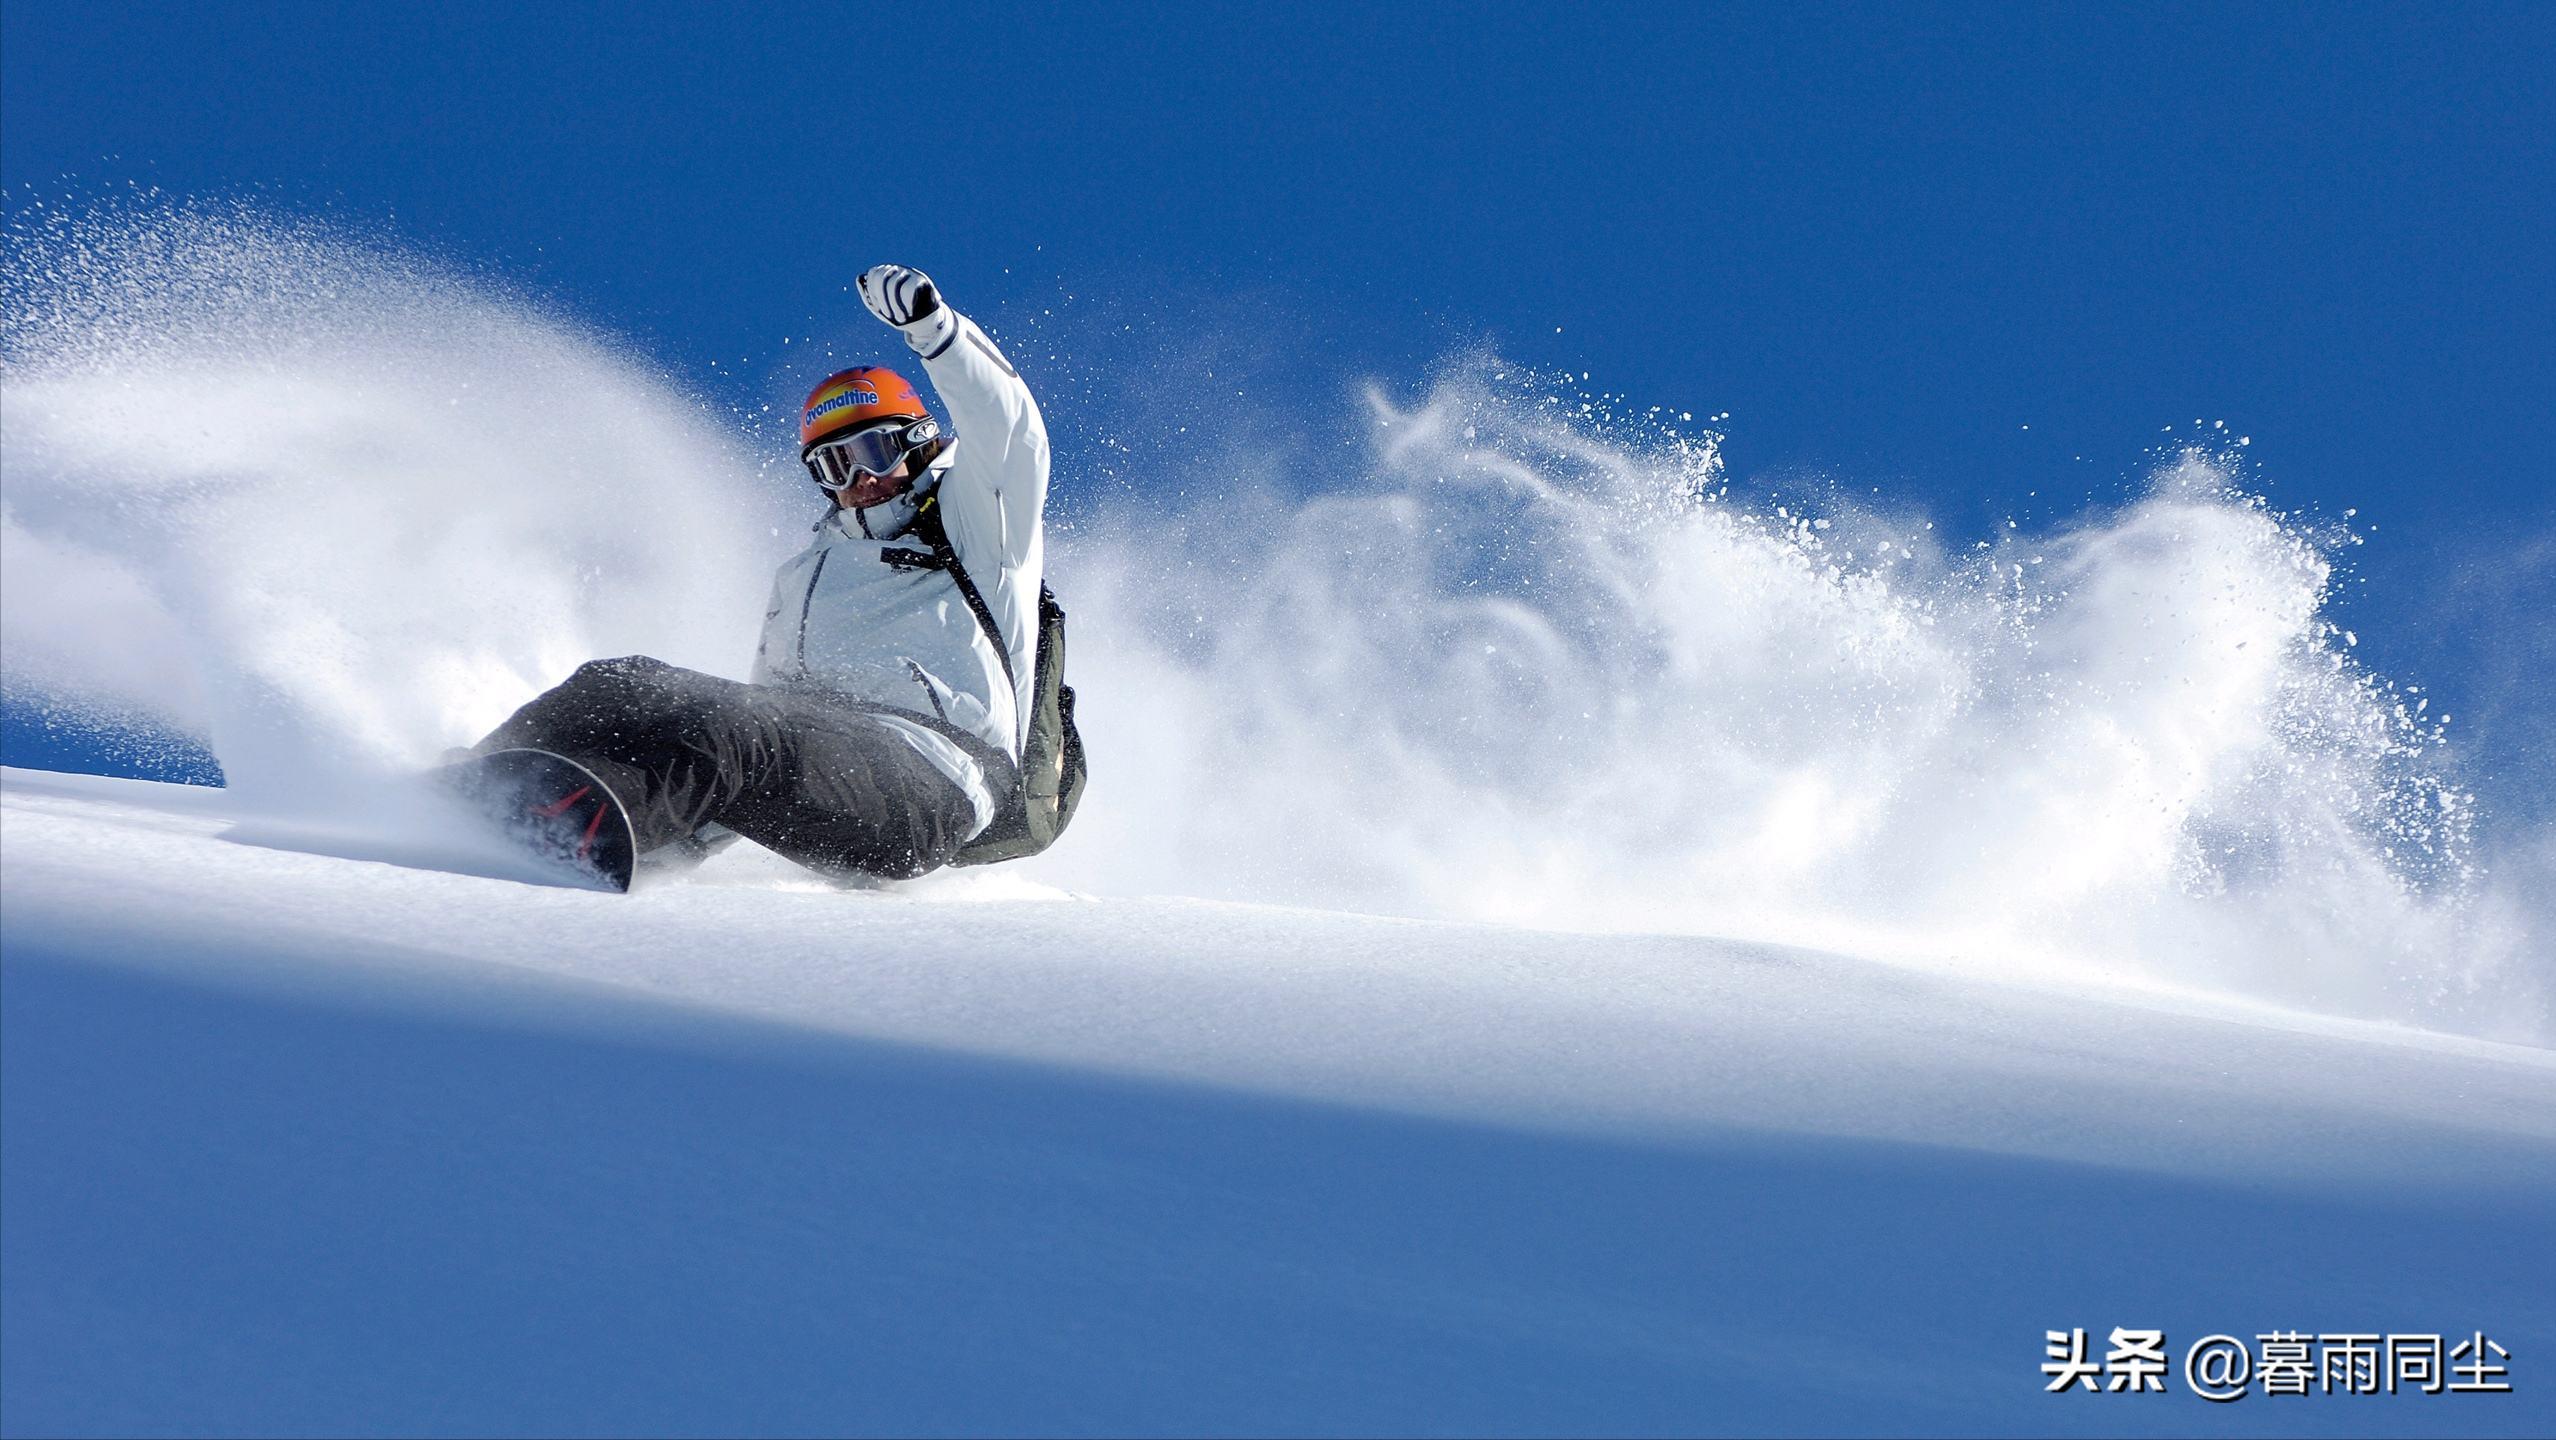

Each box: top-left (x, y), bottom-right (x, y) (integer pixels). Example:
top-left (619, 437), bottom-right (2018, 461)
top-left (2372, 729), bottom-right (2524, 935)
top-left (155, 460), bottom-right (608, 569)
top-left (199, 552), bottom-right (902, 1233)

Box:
top-left (804, 417), bottom-right (940, 490)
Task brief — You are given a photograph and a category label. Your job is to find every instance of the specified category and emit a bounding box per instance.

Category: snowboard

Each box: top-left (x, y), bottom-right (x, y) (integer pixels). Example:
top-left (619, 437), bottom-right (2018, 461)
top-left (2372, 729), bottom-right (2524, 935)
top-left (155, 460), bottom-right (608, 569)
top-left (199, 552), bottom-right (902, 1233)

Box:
top-left (436, 747), bottom-right (638, 892)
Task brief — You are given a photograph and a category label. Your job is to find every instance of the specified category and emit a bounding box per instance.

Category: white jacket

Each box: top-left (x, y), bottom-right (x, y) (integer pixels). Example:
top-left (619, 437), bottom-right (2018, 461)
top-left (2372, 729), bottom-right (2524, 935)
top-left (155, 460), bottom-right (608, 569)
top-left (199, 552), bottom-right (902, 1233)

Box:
top-left (751, 303), bottom-right (1048, 838)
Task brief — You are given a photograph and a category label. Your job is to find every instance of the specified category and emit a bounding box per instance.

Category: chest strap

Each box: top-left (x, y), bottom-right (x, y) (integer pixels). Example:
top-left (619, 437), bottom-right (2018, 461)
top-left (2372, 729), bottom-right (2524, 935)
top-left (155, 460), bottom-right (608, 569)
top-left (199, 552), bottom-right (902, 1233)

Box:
top-left (893, 495), bottom-right (1017, 695)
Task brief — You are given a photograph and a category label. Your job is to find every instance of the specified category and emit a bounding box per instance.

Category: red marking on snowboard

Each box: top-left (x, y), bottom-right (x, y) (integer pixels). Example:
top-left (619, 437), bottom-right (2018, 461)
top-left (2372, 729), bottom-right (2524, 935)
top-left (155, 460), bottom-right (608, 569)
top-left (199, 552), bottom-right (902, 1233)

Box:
top-left (528, 785), bottom-right (593, 819)
top-left (435, 749), bottom-right (637, 892)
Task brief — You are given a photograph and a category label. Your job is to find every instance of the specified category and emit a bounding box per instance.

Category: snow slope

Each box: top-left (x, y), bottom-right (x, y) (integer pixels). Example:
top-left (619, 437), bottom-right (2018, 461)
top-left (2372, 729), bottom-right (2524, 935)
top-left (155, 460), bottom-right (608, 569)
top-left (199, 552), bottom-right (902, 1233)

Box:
top-left (5, 766), bottom-right (2551, 1437)
top-left (6, 200), bottom-right (2552, 1438)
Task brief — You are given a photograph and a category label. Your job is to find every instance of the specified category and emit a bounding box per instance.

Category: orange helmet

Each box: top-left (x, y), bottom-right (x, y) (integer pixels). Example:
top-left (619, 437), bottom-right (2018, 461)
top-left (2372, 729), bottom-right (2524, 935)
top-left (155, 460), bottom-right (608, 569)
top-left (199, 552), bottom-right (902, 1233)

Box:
top-left (798, 365), bottom-right (931, 453)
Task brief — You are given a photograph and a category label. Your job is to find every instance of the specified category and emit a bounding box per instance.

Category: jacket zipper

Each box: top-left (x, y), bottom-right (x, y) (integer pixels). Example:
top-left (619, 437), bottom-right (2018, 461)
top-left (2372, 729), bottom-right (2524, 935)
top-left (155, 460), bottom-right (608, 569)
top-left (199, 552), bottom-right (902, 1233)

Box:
top-left (793, 549), bottom-right (832, 675)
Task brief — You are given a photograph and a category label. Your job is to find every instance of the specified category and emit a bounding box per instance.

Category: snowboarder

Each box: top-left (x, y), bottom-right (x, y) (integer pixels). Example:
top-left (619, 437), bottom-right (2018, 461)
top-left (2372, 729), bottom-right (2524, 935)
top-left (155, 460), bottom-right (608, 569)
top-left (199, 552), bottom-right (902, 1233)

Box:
top-left (462, 263), bottom-right (1051, 882)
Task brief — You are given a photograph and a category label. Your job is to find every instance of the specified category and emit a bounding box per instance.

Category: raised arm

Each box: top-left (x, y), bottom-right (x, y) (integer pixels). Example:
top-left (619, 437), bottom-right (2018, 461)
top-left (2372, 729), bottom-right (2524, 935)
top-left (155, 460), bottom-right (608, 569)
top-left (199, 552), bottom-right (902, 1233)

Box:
top-left (858, 264), bottom-right (1048, 567)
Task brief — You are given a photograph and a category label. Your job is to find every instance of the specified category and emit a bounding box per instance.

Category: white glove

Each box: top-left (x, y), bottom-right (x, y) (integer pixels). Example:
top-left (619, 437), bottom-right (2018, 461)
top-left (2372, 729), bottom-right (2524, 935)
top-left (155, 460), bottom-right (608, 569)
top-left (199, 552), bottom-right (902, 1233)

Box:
top-left (858, 263), bottom-right (957, 357)
top-left (859, 263), bottom-right (942, 329)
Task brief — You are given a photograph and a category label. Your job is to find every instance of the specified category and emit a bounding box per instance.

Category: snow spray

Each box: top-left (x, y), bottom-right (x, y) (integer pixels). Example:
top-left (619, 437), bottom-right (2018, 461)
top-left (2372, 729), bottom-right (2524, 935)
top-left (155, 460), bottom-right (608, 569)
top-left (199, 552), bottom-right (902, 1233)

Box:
top-left (1, 198), bottom-right (791, 804)
top-left (3, 200), bottom-right (2543, 1039)
top-left (1049, 364), bottom-right (2547, 1040)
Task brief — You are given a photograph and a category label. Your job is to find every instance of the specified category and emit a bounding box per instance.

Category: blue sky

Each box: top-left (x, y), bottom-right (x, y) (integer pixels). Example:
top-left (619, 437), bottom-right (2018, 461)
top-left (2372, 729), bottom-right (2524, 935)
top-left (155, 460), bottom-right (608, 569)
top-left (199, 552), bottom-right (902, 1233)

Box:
top-left (6, 1), bottom-right (2551, 795)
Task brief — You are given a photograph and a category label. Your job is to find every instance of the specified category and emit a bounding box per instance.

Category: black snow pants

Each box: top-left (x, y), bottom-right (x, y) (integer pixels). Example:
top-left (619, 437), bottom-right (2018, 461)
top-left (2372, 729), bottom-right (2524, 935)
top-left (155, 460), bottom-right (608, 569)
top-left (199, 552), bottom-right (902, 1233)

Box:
top-left (474, 655), bottom-right (987, 880)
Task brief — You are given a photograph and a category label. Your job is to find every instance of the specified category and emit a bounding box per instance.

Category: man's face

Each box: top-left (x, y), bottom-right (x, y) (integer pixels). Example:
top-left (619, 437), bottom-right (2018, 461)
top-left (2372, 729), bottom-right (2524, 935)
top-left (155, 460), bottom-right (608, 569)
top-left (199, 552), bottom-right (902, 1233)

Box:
top-left (834, 456), bottom-right (914, 511)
